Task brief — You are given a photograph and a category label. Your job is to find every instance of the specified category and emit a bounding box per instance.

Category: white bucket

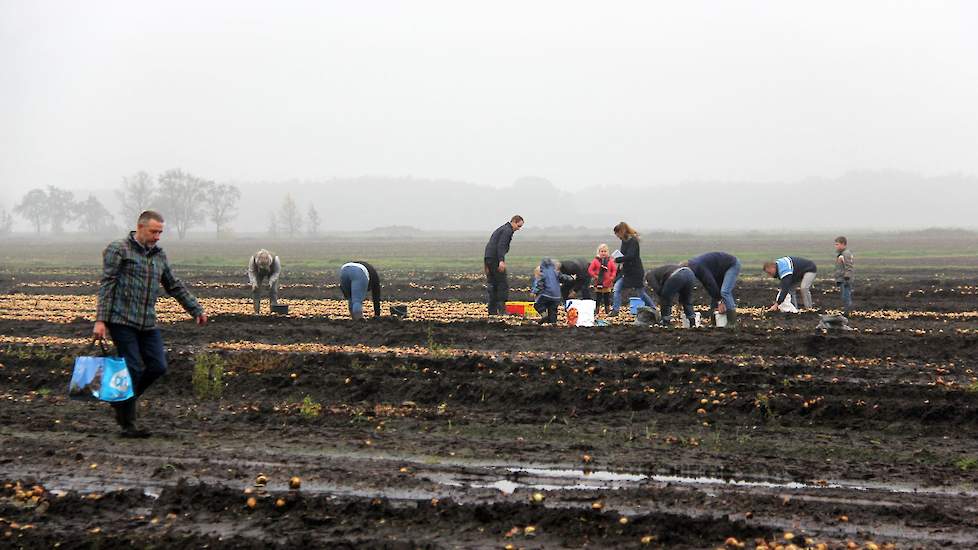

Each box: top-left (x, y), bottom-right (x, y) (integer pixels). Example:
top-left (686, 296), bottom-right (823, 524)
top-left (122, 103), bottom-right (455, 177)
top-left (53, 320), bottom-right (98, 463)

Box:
top-left (566, 299), bottom-right (596, 327)
top-left (682, 312), bottom-right (701, 328)
top-left (714, 312), bottom-right (728, 327)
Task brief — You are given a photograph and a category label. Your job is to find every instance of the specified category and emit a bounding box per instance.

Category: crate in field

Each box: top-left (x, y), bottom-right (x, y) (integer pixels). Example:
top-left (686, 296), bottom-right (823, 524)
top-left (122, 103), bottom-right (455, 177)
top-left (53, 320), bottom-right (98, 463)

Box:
top-left (505, 301), bottom-right (539, 317)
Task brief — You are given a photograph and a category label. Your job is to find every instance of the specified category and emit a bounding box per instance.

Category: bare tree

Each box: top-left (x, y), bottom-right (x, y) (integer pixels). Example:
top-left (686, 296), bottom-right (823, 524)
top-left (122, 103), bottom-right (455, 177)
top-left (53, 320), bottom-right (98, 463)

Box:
top-left (156, 169), bottom-right (211, 239)
top-left (307, 204), bottom-right (320, 236)
top-left (15, 189), bottom-right (49, 234)
top-left (0, 205), bottom-right (13, 235)
top-left (117, 171), bottom-right (156, 223)
top-left (203, 182), bottom-right (241, 238)
top-left (75, 195), bottom-right (115, 234)
top-left (278, 194), bottom-right (303, 238)
top-left (45, 186), bottom-right (77, 234)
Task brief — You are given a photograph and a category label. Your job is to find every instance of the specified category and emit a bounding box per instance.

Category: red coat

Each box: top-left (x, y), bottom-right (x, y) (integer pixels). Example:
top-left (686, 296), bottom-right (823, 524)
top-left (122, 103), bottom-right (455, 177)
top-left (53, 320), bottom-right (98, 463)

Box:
top-left (588, 257), bottom-right (617, 289)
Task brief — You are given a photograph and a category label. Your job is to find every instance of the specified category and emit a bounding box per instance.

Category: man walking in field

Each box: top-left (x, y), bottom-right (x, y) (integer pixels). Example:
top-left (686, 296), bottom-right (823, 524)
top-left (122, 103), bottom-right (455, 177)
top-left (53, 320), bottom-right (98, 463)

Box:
top-left (93, 210), bottom-right (208, 437)
top-left (483, 215), bottom-right (524, 315)
top-left (248, 249), bottom-right (281, 313)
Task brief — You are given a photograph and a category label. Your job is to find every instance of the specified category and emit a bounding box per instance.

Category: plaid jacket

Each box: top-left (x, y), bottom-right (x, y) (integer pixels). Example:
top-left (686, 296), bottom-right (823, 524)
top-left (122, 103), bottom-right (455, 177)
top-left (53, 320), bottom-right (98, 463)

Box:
top-left (96, 232), bottom-right (204, 329)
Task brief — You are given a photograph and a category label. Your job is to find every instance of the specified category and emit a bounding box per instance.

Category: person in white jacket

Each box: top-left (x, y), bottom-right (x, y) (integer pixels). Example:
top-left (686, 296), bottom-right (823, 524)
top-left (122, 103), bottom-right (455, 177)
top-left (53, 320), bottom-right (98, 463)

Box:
top-left (248, 249), bottom-right (281, 313)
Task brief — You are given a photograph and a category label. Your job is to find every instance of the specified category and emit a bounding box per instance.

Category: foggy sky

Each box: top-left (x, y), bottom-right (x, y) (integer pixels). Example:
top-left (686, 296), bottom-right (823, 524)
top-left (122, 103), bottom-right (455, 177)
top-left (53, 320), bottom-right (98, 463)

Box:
top-left (2, 1), bottom-right (978, 205)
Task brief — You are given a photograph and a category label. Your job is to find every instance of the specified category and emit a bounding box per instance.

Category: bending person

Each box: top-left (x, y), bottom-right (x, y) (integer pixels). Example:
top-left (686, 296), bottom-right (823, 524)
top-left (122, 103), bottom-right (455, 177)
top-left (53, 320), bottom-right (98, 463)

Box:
top-left (340, 261), bottom-right (382, 319)
top-left (763, 256), bottom-right (817, 311)
top-left (686, 252), bottom-right (740, 326)
top-left (248, 249), bottom-right (281, 314)
top-left (532, 258), bottom-right (565, 324)
top-left (559, 259), bottom-right (592, 301)
top-left (646, 264), bottom-right (697, 327)
top-left (611, 221), bottom-right (655, 316)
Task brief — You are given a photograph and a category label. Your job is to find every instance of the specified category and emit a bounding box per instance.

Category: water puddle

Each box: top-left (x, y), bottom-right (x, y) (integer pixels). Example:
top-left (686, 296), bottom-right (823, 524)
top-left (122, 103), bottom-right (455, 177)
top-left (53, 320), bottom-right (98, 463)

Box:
top-left (432, 465), bottom-right (978, 499)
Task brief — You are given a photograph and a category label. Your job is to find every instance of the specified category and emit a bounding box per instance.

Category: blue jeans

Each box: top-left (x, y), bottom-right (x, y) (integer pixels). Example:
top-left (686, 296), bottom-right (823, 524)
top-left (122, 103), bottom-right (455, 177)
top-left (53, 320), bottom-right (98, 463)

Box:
top-left (838, 280), bottom-right (853, 313)
top-left (340, 264), bottom-right (369, 319)
top-left (611, 278), bottom-right (656, 314)
top-left (107, 323), bottom-right (167, 399)
top-left (718, 259), bottom-right (741, 312)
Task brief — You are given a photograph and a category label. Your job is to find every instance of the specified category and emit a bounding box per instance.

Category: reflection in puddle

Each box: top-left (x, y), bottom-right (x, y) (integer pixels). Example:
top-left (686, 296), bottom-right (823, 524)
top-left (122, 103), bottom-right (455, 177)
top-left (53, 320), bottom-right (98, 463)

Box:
top-left (453, 466), bottom-right (978, 498)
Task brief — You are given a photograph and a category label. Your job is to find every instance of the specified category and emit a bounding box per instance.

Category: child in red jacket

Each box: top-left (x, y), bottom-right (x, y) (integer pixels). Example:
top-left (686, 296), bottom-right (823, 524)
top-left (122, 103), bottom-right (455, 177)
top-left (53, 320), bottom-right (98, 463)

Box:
top-left (588, 243), bottom-right (618, 315)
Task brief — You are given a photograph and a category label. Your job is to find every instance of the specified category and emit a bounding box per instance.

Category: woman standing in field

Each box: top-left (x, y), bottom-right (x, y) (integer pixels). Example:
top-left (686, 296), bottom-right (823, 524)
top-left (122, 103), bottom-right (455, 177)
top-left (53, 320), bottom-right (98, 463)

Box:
top-left (610, 222), bottom-right (656, 316)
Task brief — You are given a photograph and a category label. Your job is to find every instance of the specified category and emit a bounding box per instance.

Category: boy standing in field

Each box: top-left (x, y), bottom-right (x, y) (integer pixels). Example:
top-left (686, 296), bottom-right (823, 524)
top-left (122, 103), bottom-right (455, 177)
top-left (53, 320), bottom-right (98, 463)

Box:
top-left (834, 236), bottom-right (854, 316)
top-left (94, 210), bottom-right (208, 437)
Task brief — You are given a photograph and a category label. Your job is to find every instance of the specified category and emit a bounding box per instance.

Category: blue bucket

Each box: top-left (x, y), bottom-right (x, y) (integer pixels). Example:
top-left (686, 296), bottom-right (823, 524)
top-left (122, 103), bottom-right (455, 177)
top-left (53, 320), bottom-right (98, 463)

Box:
top-left (629, 297), bottom-right (644, 314)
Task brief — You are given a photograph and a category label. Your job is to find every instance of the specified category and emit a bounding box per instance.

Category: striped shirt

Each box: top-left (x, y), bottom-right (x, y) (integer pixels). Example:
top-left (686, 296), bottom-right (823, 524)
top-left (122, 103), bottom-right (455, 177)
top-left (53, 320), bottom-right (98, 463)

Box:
top-left (96, 232), bottom-right (204, 330)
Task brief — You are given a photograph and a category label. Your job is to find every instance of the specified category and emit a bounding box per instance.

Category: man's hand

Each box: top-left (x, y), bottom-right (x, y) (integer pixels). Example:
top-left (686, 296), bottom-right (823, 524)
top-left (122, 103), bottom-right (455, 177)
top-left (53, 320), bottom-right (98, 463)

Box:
top-left (93, 321), bottom-right (108, 340)
top-left (767, 304), bottom-right (779, 313)
top-left (717, 302), bottom-right (727, 314)
top-left (196, 314), bottom-right (208, 326)
top-left (498, 260), bottom-right (506, 273)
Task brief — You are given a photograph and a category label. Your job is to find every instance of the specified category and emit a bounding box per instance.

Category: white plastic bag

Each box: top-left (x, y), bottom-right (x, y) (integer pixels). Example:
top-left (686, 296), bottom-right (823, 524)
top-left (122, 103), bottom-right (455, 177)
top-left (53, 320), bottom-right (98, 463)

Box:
top-left (566, 299), bottom-right (596, 326)
top-left (778, 293), bottom-right (799, 313)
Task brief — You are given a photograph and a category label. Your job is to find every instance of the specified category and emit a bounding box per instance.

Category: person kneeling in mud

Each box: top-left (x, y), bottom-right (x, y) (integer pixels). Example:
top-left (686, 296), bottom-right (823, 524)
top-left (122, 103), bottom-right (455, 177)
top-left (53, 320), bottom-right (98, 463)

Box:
top-left (532, 259), bottom-right (573, 324)
top-left (339, 261), bottom-right (382, 319)
top-left (248, 249), bottom-right (281, 314)
top-left (646, 264), bottom-right (698, 327)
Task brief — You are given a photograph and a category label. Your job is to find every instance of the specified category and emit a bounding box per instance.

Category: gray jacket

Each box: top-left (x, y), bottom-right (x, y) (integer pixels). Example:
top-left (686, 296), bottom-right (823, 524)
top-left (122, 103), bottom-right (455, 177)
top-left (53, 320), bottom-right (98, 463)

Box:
top-left (834, 248), bottom-right (854, 282)
top-left (248, 255), bottom-right (281, 286)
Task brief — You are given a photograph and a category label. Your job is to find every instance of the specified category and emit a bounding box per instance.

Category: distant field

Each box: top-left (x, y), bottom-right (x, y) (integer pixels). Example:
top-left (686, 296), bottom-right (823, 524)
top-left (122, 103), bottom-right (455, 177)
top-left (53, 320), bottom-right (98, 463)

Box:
top-left (1, 232), bottom-right (977, 277)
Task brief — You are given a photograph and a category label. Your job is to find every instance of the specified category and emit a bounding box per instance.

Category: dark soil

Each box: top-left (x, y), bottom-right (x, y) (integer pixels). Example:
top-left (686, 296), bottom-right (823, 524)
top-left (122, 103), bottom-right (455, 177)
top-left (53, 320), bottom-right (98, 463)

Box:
top-left (1, 269), bottom-right (977, 548)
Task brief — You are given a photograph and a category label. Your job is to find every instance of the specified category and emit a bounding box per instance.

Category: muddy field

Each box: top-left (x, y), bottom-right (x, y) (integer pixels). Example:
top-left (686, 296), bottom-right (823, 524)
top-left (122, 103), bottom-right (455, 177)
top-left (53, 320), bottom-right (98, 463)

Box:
top-left (1, 259), bottom-right (978, 549)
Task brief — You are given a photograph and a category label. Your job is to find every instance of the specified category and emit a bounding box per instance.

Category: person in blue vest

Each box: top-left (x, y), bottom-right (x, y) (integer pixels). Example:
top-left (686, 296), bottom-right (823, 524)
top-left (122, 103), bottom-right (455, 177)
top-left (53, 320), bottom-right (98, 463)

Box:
top-left (483, 215), bottom-right (524, 315)
top-left (763, 256), bottom-right (817, 311)
top-left (685, 251), bottom-right (741, 327)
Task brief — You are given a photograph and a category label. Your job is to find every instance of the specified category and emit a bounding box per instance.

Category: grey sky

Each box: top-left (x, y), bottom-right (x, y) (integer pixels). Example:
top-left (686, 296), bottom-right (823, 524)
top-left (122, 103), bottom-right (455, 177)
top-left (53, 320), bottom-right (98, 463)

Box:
top-left (2, 0), bottom-right (977, 200)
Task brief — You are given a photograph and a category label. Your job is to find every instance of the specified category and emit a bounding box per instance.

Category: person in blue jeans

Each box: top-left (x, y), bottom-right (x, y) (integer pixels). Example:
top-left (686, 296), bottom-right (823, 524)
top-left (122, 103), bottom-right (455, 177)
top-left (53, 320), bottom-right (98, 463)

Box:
top-left (685, 251), bottom-right (741, 327)
top-left (610, 221), bottom-right (655, 316)
top-left (834, 236), bottom-right (854, 316)
top-left (340, 261), bottom-right (382, 319)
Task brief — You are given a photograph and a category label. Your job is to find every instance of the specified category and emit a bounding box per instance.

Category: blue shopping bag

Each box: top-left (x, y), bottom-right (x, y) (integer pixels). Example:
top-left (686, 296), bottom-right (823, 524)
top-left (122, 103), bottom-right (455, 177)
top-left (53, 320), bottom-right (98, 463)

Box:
top-left (68, 342), bottom-right (134, 402)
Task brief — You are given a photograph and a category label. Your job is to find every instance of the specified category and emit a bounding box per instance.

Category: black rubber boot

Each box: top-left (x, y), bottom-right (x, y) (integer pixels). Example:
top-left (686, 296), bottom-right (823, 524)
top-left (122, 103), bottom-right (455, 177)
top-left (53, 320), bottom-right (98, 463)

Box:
top-left (118, 399), bottom-right (151, 439)
top-left (725, 309), bottom-right (738, 328)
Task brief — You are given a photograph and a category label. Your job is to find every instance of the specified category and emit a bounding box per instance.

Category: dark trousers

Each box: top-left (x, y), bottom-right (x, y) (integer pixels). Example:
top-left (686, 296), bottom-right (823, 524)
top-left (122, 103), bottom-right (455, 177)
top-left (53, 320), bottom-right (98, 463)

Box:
top-left (595, 291), bottom-right (611, 312)
top-left (534, 296), bottom-right (560, 323)
top-left (659, 268), bottom-right (697, 323)
top-left (484, 257), bottom-right (509, 314)
top-left (107, 323), bottom-right (167, 404)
